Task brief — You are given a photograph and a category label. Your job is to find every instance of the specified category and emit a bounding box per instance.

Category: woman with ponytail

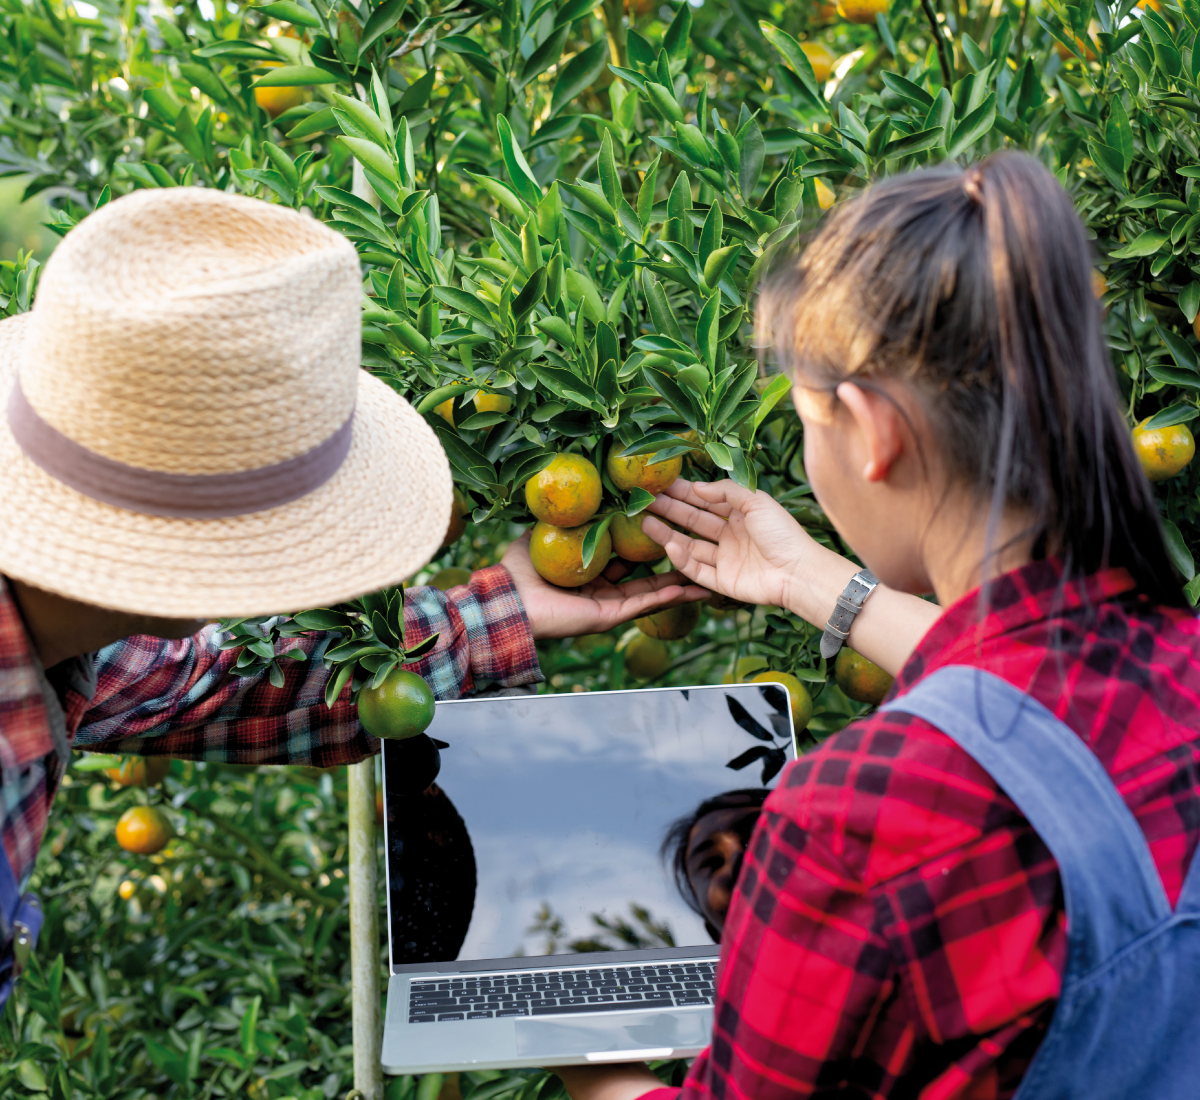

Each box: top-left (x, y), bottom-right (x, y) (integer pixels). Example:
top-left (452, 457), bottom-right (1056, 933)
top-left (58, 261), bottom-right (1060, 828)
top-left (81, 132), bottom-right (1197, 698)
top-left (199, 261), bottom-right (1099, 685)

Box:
top-left (556, 153), bottom-right (1200, 1100)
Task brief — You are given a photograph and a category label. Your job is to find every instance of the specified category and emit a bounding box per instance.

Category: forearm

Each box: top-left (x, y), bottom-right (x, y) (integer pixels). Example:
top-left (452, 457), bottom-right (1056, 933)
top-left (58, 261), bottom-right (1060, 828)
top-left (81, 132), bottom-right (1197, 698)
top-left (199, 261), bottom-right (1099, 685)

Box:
top-left (554, 1063), bottom-right (664, 1100)
top-left (783, 538), bottom-right (941, 677)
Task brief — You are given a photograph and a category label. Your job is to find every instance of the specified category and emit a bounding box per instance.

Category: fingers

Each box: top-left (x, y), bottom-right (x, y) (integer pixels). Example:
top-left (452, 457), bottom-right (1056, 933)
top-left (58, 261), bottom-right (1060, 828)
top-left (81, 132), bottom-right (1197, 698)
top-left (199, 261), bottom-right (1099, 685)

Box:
top-left (659, 479), bottom-right (735, 518)
top-left (602, 557), bottom-right (634, 583)
top-left (645, 495), bottom-right (729, 543)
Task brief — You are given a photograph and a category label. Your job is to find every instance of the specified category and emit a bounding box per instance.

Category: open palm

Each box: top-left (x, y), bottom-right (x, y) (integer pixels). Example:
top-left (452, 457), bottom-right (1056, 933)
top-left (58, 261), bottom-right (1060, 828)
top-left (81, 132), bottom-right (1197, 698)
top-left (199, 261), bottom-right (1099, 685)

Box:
top-left (641, 480), bottom-right (814, 610)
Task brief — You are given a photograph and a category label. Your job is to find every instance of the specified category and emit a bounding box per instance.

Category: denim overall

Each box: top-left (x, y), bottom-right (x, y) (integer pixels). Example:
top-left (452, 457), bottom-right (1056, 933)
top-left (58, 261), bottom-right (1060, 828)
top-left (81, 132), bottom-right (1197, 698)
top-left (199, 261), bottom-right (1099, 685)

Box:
top-left (880, 666), bottom-right (1200, 1099)
top-left (0, 841), bottom-right (41, 1014)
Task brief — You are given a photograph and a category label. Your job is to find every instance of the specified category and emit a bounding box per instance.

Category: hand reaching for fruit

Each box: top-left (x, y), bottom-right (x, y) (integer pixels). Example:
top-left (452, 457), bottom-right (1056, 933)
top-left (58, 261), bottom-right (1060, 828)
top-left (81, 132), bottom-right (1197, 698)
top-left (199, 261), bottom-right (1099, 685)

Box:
top-left (502, 532), bottom-right (710, 640)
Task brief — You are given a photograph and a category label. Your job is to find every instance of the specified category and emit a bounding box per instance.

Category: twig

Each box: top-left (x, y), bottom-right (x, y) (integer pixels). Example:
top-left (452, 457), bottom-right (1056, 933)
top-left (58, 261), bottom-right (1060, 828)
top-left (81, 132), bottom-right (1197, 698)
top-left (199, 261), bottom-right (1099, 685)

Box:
top-left (201, 817), bottom-right (338, 910)
top-left (1015, 0), bottom-right (1031, 65)
top-left (920, 0), bottom-right (955, 88)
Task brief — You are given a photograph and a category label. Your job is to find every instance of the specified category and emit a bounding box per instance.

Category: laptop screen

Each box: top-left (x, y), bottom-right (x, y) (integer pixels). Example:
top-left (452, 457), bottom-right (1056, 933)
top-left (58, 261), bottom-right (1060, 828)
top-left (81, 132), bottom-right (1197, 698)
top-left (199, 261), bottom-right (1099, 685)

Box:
top-left (382, 683), bottom-right (796, 968)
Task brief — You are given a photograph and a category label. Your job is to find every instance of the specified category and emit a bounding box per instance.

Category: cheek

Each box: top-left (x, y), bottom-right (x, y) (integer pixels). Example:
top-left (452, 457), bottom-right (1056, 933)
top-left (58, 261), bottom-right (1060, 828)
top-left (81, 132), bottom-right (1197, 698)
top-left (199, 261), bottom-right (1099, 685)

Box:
top-left (802, 422), bottom-right (844, 509)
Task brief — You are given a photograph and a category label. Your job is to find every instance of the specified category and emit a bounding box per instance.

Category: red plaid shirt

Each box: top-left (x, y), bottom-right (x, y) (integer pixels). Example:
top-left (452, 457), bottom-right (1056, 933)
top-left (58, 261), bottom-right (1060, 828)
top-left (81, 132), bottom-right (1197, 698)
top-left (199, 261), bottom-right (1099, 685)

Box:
top-left (0, 567), bottom-right (540, 903)
top-left (647, 560), bottom-right (1200, 1100)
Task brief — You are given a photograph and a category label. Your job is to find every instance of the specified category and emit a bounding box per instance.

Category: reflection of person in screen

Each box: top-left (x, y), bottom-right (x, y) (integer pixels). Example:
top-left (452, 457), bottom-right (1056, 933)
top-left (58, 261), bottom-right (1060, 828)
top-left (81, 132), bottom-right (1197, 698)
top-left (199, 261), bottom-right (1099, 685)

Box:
top-left (662, 790), bottom-right (767, 942)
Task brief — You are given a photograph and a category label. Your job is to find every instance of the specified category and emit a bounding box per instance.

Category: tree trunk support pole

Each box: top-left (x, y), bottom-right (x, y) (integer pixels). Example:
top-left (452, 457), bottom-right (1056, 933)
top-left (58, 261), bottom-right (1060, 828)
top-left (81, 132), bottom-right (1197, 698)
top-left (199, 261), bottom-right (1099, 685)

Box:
top-left (349, 154), bottom-right (384, 1100)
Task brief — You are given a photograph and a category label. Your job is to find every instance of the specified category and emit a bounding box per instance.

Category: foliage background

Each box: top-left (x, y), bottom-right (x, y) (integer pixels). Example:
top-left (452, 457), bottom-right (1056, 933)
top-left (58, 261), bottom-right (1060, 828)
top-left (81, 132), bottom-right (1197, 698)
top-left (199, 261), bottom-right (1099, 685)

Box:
top-left (5, 0), bottom-right (1200, 1092)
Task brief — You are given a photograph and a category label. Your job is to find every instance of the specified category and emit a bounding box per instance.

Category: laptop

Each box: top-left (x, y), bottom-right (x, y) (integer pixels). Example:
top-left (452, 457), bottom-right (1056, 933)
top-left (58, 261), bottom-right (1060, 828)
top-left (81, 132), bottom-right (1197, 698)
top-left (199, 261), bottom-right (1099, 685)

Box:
top-left (380, 682), bottom-right (798, 1073)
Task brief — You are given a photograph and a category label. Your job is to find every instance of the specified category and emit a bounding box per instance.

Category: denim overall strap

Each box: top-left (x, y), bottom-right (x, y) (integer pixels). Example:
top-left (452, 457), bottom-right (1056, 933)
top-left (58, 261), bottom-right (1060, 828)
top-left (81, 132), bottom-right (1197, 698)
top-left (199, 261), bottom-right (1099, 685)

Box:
top-left (0, 835), bottom-right (41, 1013)
top-left (879, 665), bottom-right (1171, 974)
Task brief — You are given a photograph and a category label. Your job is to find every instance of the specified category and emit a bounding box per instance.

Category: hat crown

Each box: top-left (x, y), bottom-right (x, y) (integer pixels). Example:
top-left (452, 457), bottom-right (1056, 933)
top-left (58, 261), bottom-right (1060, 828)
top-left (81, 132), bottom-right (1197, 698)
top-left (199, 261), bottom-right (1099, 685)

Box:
top-left (19, 188), bottom-right (361, 475)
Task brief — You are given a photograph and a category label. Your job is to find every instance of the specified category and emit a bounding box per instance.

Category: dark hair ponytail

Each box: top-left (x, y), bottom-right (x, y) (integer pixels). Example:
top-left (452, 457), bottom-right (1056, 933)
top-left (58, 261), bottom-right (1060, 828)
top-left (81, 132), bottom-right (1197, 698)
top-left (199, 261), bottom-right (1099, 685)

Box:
top-left (760, 151), bottom-right (1185, 607)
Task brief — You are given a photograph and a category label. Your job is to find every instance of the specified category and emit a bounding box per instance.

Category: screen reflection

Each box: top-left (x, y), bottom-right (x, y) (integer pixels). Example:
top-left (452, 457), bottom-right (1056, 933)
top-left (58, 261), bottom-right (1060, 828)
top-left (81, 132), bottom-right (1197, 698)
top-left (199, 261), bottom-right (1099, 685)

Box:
top-left (383, 684), bottom-right (795, 966)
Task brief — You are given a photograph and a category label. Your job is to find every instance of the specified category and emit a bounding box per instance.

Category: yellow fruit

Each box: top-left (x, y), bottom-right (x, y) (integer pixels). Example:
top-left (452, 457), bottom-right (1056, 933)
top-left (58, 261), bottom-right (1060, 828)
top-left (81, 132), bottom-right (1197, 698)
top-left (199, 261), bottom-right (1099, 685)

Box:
top-left (610, 512), bottom-right (667, 562)
top-left (623, 634), bottom-right (672, 679)
top-left (677, 429), bottom-right (715, 473)
top-left (721, 655), bottom-right (769, 683)
top-left (837, 0), bottom-right (887, 23)
top-left (429, 567), bottom-right (472, 590)
top-left (525, 454), bottom-right (603, 527)
top-left (115, 806), bottom-right (173, 855)
top-left (749, 671), bottom-right (813, 731)
top-left (834, 647), bottom-right (894, 705)
top-left (254, 63), bottom-right (306, 119)
top-left (529, 520), bottom-right (612, 587)
top-left (105, 757), bottom-right (170, 787)
top-left (474, 392), bottom-right (514, 414)
top-left (118, 880), bottom-right (136, 900)
top-left (434, 398), bottom-right (456, 427)
top-left (1132, 419), bottom-right (1196, 482)
top-left (573, 633), bottom-right (614, 655)
top-left (812, 1), bottom-right (838, 20)
top-left (636, 601), bottom-right (702, 640)
top-left (440, 486), bottom-right (471, 551)
top-left (358, 669), bottom-right (437, 740)
top-left (800, 42), bottom-right (836, 83)
top-left (1092, 270), bottom-right (1108, 300)
top-left (815, 179), bottom-right (836, 209)
top-left (607, 446), bottom-right (683, 494)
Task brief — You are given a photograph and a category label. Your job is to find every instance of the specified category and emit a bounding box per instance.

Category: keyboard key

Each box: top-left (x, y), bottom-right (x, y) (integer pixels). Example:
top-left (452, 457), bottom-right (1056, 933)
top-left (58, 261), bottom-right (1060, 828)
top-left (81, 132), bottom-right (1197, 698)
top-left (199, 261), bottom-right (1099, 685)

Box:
top-left (587, 995), bottom-right (615, 1003)
top-left (438, 1013), bottom-right (465, 1021)
top-left (560, 996), bottom-right (586, 1005)
top-left (616, 994), bottom-right (643, 1001)
top-left (409, 1015), bottom-right (436, 1023)
top-left (683, 982), bottom-right (711, 990)
top-left (594, 985), bottom-right (621, 994)
top-left (497, 1008), bottom-right (528, 1017)
top-left (467, 1011), bottom-right (492, 1019)
top-left (532, 999), bottom-right (669, 1017)
top-left (531, 999), bottom-right (558, 1008)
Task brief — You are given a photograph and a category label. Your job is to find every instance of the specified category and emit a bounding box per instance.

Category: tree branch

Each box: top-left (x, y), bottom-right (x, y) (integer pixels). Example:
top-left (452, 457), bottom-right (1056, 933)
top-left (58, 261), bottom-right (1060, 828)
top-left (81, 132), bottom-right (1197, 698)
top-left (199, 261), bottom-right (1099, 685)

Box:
top-left (920, 0), bottom-right (955, 88)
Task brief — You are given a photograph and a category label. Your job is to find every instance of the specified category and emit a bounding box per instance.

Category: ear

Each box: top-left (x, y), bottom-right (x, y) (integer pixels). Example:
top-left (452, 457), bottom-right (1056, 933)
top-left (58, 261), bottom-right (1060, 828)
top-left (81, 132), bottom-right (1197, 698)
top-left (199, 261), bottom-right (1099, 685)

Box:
top-left (835, 381), bottom-right (906, 482)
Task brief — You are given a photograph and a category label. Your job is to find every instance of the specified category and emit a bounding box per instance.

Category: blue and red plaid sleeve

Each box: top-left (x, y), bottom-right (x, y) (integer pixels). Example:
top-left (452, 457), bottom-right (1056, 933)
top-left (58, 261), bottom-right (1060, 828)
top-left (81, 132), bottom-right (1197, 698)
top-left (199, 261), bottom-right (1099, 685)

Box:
top-left (74, 565), bottom-right (542, 765)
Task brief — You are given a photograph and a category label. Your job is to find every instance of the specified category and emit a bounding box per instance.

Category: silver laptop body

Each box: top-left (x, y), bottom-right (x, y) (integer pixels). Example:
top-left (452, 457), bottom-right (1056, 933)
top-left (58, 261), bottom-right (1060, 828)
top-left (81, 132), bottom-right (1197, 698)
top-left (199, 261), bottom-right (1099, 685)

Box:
top-left (380, 682), bottom-right (797, 1073)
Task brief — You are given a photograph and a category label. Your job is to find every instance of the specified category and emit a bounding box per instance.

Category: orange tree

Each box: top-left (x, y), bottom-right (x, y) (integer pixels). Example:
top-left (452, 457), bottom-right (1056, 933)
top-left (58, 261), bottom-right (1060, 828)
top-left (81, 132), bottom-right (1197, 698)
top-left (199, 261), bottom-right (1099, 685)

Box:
top-left (6, 0), bottom-right (1200, 1093)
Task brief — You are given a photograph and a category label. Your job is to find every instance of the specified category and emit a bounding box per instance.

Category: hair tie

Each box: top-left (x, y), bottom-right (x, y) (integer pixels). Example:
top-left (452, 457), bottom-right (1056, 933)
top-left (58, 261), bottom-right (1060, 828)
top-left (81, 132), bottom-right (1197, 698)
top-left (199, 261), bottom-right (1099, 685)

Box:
top-left (963, 167), bottom-right (985, 206)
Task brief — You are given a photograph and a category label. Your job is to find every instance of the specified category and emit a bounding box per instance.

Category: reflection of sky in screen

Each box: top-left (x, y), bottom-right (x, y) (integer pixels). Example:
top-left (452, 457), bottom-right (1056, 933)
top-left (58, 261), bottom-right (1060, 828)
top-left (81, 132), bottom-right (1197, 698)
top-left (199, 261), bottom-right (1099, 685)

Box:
top-left (388, 685), bottom-right (793, 961)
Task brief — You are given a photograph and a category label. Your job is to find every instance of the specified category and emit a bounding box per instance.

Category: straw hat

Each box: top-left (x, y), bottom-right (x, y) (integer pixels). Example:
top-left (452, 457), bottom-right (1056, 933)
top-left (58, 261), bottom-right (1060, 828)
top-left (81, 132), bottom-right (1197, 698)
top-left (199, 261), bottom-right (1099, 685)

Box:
top-left (0, 187), bottom-right (453, 618)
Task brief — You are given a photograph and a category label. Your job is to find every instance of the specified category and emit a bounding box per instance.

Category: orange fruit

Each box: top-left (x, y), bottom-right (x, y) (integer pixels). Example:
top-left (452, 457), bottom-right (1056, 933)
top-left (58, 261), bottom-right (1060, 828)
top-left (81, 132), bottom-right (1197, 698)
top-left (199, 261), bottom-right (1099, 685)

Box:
top-left (622, 634), bottom-right (671, 679)
top-left (118, 880), bottom-right (137, 900)
top-left (800, 42), bottom-right (836, 83)
top-left (1139, 0), bottom-right (1161, 8)
top-left (529, 520), bottom-right (612, 587)
top-left (440, 487), bottom-right (471, 551)
top-left (254, 63), bottom-right (306, 119)
top-left (1132, 419), bottom-right (1196, 482)
top-left (636, 601), bottom-right (702, 640)
top-left (610, 512), bottom-right (666, 562)
top-left (834, 647), bottom-right (894, 705)
top-left (721, 655), bottom-right (769, 683)
top-left (1092, 270), bottom-right (1108, 300)
top-left (815, 179), bottom-right (836, 209)
top-left (607, 446), bottom-right (683, 494)
top-left (434, 398), bottom-right (456, 427)
top-left (474, 392), bottom-right (513, 415)
top-left (837, 0), bottom-right (887, 22)
top-left (749, 671), bottom-right (813, 731)
top-left (105, 757), bottom-right (170, 787)
top-left (358, 669), bottom-right (436, 740)
top-left (677, 429), bottom-right (715, 473)
top-left (115, 806), bottom-right (173, 855)
top-left (812, 2), bottom-right (838, 20)
top-left (429, 567), bottom-right (472, 590)
top-left (525, 454), bottom-right (603, 527)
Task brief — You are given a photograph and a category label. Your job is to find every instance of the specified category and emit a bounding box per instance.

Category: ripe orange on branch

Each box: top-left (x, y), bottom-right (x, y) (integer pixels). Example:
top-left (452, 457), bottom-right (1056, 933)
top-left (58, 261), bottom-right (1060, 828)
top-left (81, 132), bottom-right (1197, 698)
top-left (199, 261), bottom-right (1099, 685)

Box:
top-left (749, 671), bottom-right (813, 731)
top-left (622, 634), bottom-right (671, 679)
top-left (800, 42), bottom-right (836, 83)
top-left (106, 756), bottom-right (170, 787)
top-left (254, 62), bottom-right (306, 118)
top-left (474, 392), bottom-right (513, 415)
top-left (636, 601), bottom-right (702, 640)
top-left (1132, 418), bottom-right (1195, 482)
top-left (610, 512), bottom-right (666, 562)
top-left (358, 669), bottom-right (436, 740)
top-left (837, 0), bottom-right (887, 23)
top-left (115, 806), bottom-right (173, 855)
top-left (525, 454), bottom-right (602, 527)
top-left (834, 647), bottom-right (894, 705)
top-left (529, 520), bottom-right (612, 587)
top-left (607, 447), bottom-right (683, 495)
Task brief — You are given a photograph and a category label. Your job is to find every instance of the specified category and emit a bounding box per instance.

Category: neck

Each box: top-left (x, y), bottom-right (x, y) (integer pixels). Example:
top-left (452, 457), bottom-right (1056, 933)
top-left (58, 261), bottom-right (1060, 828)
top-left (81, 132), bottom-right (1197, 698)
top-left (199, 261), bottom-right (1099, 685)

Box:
top-left (922, 498), bottom-right (1036, 609)
top-left (7, 578), bottom-right (208, 669)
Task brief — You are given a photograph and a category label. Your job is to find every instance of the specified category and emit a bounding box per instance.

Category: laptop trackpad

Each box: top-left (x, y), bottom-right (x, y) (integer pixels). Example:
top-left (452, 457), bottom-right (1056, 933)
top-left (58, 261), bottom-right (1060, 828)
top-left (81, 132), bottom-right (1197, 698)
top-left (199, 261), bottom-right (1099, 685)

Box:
top-left (515, 1010), bottom-right (711, 1059)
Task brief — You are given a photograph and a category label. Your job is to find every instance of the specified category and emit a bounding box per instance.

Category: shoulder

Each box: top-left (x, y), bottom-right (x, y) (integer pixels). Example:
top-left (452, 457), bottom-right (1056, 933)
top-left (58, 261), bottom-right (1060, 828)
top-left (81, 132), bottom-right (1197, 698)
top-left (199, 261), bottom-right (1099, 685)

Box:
top-left (766, 708), bottom-right (1004, 887)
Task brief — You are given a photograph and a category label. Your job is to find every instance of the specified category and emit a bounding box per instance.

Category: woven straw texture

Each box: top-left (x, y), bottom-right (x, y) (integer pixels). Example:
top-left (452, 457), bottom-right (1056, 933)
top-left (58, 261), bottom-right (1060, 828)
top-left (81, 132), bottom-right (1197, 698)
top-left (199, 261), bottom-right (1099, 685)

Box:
top-left (0, 189), bottom-right (453, 618)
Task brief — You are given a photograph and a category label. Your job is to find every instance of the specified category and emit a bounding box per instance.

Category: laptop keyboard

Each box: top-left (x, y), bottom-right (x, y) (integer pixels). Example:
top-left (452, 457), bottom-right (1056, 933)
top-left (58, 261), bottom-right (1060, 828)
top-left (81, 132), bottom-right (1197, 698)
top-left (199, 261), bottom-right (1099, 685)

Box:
top-left (408, 960), bottom-right (716, 1022)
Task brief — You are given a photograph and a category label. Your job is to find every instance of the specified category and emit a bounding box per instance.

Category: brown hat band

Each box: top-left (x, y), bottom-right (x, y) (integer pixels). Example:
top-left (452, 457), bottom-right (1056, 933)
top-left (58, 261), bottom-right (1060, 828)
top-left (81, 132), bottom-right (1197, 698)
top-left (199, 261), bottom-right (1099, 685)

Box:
top-left (7, 381), bottom-right (355, 520)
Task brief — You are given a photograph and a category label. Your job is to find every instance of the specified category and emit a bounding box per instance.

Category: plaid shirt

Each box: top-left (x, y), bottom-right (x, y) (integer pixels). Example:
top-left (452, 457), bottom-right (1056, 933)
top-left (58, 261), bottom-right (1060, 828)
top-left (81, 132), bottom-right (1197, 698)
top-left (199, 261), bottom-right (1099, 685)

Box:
top-left (0, 567), bottom-right (541, 901)
top-left (647, 560), bottom-right (1200, 1100)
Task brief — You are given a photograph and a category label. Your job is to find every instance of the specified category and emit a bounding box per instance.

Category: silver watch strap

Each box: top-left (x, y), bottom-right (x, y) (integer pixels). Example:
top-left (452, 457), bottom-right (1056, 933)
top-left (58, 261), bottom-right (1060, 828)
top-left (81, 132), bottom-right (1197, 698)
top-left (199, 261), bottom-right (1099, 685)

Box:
top-left (819, 569), bottom-right (879, 660)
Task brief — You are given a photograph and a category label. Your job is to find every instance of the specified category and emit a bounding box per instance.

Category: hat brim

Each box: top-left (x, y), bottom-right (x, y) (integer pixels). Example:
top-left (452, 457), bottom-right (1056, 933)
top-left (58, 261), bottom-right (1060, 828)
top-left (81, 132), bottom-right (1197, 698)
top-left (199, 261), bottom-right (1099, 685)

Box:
top-left (0, 314), bottom-right (455, 618)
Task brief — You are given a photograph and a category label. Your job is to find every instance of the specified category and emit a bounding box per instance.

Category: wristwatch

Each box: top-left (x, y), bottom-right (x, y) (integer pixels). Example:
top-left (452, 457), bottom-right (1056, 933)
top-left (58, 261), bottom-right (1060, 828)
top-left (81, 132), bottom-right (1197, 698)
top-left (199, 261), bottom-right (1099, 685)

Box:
top-left (819, 569), bottom-right (879, 660)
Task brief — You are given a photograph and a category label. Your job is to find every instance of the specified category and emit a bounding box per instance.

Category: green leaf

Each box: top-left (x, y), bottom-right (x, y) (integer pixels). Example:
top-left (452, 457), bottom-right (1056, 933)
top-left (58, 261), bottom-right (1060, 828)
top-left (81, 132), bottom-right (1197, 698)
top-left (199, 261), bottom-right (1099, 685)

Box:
top-left (1180, 283), bottom-right (1200, 325)
top-left (637, 155), bottom-right (660, 229)
top-left (759, 21), bottom-right (822, 103)
top-left (432, 285), bottom-right (495, 327)
top-left (496, 115), bottom-right (543, 209)
top-left (697, 293), bottom-right (721, 367)
top-left (254, 1), bottom-right (321, 28)
top-left (884, 126), bottom-right (945, 158)
top-left (749, 374), bottom-right (792, 437)
top-left (1146, 367), bottom-right (1200, 391)
top-left (340, 136), bottom-right (399, 182)
top-left (945, 94), bottom-right (995, 159)
top-left (253, 64), bottom-right (341, 87)
top-left (1106, 97), bottom-right (1134, 172)
top-left (551, 40), bottom-right (609, 118)
top-left (521, 25), bottom-right (570, 87)
top-left (626, 487), bottom-right (656, 516)
top-left (1163, 519), bottom-right (1195, 580)
top-left (358, 0), bottom-right (407, 58)
top-left (582, 513), bottom-right (617, 569)
top-left (287, 107), bottom-right (336, 138)
top-left (1110, 230), bottom-right (1169, 259)
top-left (332, 92), bottom-right (391, 148)
top-left (880, 71), bottom-right (934, 110)
top-left (663, 1), bottom-right (692, 60)
top-left (1158, 326), bottom-right (1199, 372)
top-left (960, 32), bottom-right (987, 71)
top-left (739, 119), bottom-right (765, 201)
top-left (1141, 401), bottom-right (1200, 427)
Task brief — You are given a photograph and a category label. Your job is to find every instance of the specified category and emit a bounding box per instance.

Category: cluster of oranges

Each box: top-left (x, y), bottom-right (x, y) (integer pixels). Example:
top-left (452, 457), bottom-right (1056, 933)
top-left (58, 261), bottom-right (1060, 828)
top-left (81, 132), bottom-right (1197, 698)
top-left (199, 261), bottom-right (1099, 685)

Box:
top-left (524, 445), bottom-right (684, 587)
